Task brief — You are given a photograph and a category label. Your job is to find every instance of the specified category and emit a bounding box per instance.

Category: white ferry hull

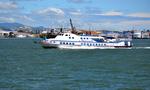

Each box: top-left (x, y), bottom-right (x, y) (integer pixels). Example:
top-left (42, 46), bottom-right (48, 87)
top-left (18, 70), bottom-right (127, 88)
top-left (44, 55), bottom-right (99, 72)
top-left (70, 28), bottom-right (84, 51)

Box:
top-left (58, 45), bottom-right (115, 49)
top-left (42, 44), bottom-right (131, 49)
top-left (41, 41), bottom-right (132, 49)
top-left (41, 32), bottom-right (132, 49)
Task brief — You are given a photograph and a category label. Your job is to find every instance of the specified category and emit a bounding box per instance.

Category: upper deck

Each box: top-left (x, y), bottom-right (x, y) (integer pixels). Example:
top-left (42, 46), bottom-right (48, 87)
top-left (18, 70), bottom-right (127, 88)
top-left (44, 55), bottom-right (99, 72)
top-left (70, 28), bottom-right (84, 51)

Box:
top-left (55, 32), bottom-right (105, 43)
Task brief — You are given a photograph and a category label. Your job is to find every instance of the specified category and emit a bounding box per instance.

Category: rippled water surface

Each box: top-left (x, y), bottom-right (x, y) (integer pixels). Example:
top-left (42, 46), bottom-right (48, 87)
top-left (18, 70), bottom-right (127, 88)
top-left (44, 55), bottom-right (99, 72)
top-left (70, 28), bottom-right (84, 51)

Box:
top-left (0, 39), bottom-right (150, 90)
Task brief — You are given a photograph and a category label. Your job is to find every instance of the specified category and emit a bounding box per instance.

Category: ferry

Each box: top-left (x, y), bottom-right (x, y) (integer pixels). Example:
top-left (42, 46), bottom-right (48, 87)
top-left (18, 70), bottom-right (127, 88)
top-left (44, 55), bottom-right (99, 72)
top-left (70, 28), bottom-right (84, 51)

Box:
top-left (41, 32), bottom-right (132, 49)
top-left (41, 19), bottom-right (132, 49)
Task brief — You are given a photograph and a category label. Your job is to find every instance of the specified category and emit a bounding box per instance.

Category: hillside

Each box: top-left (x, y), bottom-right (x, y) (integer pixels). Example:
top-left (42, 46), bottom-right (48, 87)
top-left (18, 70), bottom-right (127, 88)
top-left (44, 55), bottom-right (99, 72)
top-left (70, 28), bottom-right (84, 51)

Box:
top-left (0, 23), bottom-right (25, 30)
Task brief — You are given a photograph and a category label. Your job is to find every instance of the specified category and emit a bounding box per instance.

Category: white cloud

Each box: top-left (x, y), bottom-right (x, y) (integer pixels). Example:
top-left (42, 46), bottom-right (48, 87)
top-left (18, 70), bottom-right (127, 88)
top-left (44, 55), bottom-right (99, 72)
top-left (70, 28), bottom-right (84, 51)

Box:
top-left (70, 12), bottom-right (82, 16)
top-left (99, 11), bottom-right (123, 16)
top-left (17, 15), bottom-right (34, 22)
top-left (0, 2), bottom-right (18, 10)
top-left (37, 7), bottom-right (64, 15)
top-left (120, 20), bottom-right (150, 26)
top-left (97, 20), bottom-right (150, 30)
top-left (0, 17), bottom-right (15, 22)
top-left (70, 10), bottom-right (82, 15)
top-left (127, 13), bottom-right (150, 18)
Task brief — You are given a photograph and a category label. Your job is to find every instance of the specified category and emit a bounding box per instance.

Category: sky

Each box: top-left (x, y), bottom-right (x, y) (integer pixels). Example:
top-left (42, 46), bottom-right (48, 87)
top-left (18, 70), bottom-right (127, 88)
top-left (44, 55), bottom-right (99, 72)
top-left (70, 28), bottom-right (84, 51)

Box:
top-left (0, 0), bottom-right (150, 31)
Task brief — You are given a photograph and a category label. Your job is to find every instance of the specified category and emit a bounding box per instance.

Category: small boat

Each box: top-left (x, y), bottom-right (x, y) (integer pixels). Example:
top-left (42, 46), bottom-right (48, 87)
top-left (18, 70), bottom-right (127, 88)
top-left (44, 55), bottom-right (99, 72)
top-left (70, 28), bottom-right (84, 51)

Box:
top-left (41, 32), bottom-right (132, 49)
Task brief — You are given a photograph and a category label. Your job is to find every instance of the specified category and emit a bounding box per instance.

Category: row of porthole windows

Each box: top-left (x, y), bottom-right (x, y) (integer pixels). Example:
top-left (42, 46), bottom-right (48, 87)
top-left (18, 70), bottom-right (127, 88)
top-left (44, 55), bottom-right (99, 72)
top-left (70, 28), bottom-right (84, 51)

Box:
top-left (81, 43), bottom-right (106, 46)
top-left (69, 37), bottom-right (74, 39)
top-left (81, 37), bottom-right (88, 40)
top-left (60, 42), bottom-right (75, 45)
top-left (65, 34), bottom-right (70, 36)
top-left (51, 41), bottom-right (55, 43)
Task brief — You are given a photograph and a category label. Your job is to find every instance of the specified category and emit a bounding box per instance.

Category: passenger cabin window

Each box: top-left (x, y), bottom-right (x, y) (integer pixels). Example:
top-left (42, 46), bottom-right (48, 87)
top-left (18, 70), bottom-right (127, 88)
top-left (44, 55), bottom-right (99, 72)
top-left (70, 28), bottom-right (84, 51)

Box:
top-left (65, 34), bottom-right (68, 36)
top-left (92, 38), bottom-right (104, 42)
top-left (59, 34), bottom-right (64, 36)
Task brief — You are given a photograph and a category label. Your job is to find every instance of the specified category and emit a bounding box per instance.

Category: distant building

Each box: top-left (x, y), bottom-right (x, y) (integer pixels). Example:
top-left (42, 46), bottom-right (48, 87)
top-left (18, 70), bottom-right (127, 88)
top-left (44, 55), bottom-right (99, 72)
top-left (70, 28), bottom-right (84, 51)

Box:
top-left (132, 30), bottom-right (150, 39)
top-left (141, 31), bottom-right (150, 39)
top-left (122, 31), bottom-right (133, 39)
top-left (106, 32), bottom-right (120, 38)
top-left (133, 31), bottom-right (141, 39)
top-left (78, 30), bottom-right (101, 36)
top-left (41, 31), bottom-right (48, 34)
top-left (0, 29), bottom-right (10, 37)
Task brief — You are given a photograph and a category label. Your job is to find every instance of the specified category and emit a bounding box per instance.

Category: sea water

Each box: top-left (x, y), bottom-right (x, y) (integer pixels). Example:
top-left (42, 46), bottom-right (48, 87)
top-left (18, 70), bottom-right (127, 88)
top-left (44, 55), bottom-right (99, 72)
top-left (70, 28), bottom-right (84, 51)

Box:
top-left (0, 38), bottom-right (150, 90)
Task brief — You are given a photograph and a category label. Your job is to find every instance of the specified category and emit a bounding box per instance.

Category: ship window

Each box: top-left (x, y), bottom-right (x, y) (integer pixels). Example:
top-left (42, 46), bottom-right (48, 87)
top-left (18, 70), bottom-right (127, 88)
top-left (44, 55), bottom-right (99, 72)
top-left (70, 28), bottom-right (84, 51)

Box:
top-left (72, 43), bottom-right (74, 45)
top-left (63, 42), bottom-right (65, 44)
top-left (84, 38), bottom-right (85, 39)
top-left (87, 38), bottom-right (88, 39)
top-left (59, 34), bottom-right (63, 36)
top-left (52, 41), bottom-right (55, 43)
top-left (65, 34), bottom-right (68, 36)
top-left (66, 42), bottom-right (68, 45)
top-left (69, 43), bottom-right (72, 45)
top-left (92, 38), bottom-right (104, 42)
top-left (72, 37), bottom-right (74, 39)
top-left (69, 37), bottom-right (71, 39)
top-left (60, 42), bottom-right (62, 44)
top-left (81, 37), bottom-right (82, 39)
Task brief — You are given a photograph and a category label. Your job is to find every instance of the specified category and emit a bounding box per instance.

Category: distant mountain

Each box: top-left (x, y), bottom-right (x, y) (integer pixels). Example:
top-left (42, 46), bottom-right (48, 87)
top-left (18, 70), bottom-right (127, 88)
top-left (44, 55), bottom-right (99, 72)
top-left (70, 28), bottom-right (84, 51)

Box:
top-left (0, 22), bottom-right (56, 34)
top-left (0, 22), bottom-right (25, 30)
